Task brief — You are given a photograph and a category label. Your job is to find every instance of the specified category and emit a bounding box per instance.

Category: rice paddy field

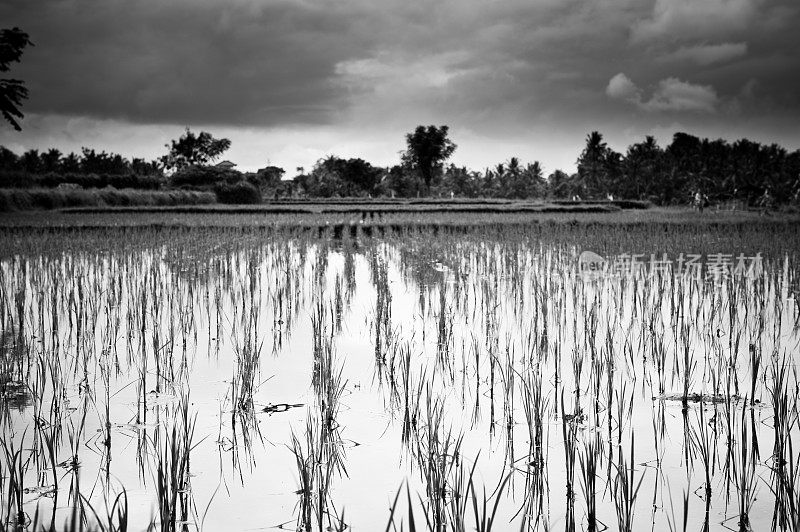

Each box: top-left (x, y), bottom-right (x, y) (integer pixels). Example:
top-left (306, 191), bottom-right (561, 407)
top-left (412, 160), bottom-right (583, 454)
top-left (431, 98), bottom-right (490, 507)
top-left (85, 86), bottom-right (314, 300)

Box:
top-left (1, 208), bottom-right (800, 531)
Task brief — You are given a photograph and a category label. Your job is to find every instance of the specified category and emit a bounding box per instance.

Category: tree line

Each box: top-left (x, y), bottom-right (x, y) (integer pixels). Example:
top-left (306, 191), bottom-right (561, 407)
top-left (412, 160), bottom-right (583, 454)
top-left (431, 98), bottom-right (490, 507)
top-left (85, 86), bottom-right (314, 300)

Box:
top-left (282, 127), bottom-right (800, 204)
top-left (2, 126), bottom-right (799, 204)
top-left (568, 131), bottom-right (800, 205)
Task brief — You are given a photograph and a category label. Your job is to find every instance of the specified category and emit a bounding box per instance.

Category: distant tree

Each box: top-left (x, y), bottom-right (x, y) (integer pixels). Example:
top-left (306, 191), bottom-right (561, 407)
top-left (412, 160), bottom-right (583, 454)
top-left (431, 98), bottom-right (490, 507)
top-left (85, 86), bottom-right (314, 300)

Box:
top-left (41, 148), bottom-right (62, 173)
top-left (790, 151), bottom-right (800, 203)
top-left (665, 132), bottom-right (702, 201)
top-left (761, 143), bottom-right (792, 201)
top-left (502, 159), bottom-right (545, 198)
top-left (80, 148), bottom-right (130, 174)
top-left (697, 138), bottom-right (730, 200)
top-left (301, 156), bottom-right (345, 197)
top-left (576, 131), bottom-right (618, 197)
top-left (0, 145), bottom-right (19, 170)
top-left (161, 128), bottom-right (231, 171)
top-left (0, 27), bottom-right (33, 131)
top-left (336, 157), bottom-right (382, 195)
top-left (489, 158), bottom-right (547, 198)
top-left (499, 160), bottom-right (515, 196)
top-left (381, 164), bottom-right (423, 198)
top-left (547, 169), bottom-right (577, 198)
top-left (518, 161), bottom-right (548, 198)
top-left (171, 165), bottom-right (240, 188)
top-left (402, 125), bottom-right (457, 190)
top-left (215, 180), bottom-right (261, 204)
top-left (19, 149), bottom-right (42, 173)
top-left (130, 157), bottom-right (163, 176)
top-left (604, 149), bottom-right (623, 193)
top-left (60, 152), bottom-right (81, 173)
top-left (298, 156), bottom-right (383, 197)
top-left (620, 136), bottom-right (664, 200)
top-left (443, 164), bottom-right (480, 197)
top-left (249, 165), bottom-right (285, 193)
top-left (481, 166), bottom-right (500, 197)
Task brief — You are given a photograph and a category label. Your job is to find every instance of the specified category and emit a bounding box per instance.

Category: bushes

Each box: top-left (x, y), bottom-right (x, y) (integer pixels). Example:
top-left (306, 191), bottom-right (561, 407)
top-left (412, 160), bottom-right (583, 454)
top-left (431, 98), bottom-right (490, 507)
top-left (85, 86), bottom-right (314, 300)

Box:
top-left (0, 188), bottom-right (215, 212)
top-left (0, 171), bottom-right (164, 189)
top-left (170, 165), bottom-right (241, 188)
top-left (0, 166), bottom-right (263, 206)
top-left (173, 166), bottom-right (263, 204)
top-left (214, 181), bottom-right (262, 204)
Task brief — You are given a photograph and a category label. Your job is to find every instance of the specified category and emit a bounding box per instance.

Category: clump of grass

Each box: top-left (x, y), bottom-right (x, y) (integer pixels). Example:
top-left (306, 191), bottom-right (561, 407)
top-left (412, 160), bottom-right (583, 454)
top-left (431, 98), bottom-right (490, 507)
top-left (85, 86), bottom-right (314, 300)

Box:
top-left (290, 415), bottom-right (347, 532)
top-left (384, 463), bottom-right (512, 532)
top-left (412, 390), bottom-right (463, 530)
top-left (560, 390), bottom-right (578, 523)
top-left (154, 396), bottom-right (197, 532)
top-left (729, 396), bottom-right (758, 532)
top-left (578, 435), bottom-right (602, 532)
top-left (611, 437), bottom-right (645, 532)
top-left (767, 354), bottom-right (799, 530)
top-left (1, 433), bottom-right (29, 529)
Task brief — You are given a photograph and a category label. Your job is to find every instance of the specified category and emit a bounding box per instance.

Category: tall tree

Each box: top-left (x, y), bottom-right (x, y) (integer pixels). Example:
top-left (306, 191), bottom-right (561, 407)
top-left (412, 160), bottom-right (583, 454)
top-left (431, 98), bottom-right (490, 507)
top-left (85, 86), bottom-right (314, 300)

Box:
top-left (296, 156), bottom-right (383, 197)
top-left (0, 27), bottom-right (33, 131)
top-left (80, 148), bottom-right (130, 174)
top-left (19, 149), bottom-right (42, 173)
top-left (60, 152), bottom-right (81, 173)
top-left (41, 148), bottom-right (62, 173)
top-left (548, 170), bottom-right (580, 199)
top-left (443, 164), bottom-right (479, 197)
top-left (381, 164), bottom-right (423, 198)
top-left (402, 125), bottom-right (457, 190)
top-left (161, 128), bottom-right (231, 171)
top-left (253, 165), bottom-right (285, 189)
top-left (665, 132), bottom-right (702, 201)
top-left (576, 131), bottom-right (611, 197)
top-left (0, 145), bottom-right (19, 170)
top-left (496, 158), bottom-right (547, 198)
top-left (519, 161), bottom-right (547, 198)
top-left (620, 136), bottom-right (664, 200)
top-left (547, 170), bottom-right (569, 198)
top-left (130, 157), bottom-right (163, 176)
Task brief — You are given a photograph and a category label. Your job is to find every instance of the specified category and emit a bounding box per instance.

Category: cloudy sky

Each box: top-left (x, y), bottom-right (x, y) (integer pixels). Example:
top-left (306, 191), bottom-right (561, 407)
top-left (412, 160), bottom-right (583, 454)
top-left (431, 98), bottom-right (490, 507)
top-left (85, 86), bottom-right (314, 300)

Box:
top-left (1, 0), bottom-right (799, 174)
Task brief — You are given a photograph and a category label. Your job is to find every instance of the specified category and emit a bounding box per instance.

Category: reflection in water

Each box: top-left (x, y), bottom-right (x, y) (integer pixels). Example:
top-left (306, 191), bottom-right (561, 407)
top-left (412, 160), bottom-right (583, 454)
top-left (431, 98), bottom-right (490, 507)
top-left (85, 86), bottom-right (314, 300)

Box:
top-left (1, 331), bottom-right (32, 413)
top-left (0, 224), bottom-right (799, 531)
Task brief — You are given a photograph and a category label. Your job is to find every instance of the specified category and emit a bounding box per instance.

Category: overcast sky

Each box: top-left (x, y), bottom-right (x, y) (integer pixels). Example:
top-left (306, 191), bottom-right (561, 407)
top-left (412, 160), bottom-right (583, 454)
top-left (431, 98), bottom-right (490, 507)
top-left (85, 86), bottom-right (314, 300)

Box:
top-left (1, 0), bottom-right (799, 174)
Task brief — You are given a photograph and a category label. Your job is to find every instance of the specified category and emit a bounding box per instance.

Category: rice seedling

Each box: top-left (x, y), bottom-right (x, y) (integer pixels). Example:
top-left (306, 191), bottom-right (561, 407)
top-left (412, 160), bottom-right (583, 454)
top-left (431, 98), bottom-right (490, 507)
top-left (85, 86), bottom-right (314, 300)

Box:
top-left (727, 396), bottom-right (759, 532)
top-left (153, 395), bottom-right (197, 532)
top-left (1, 432), bottom-right (29, 529)
top-left (290, 413), bottom-right (347, 532)
top-left (517, 360), bottom-right (549, 529)
top-left (561, 391), bottom-right (577, 532)
top-left (611, 436), bottom-right (645, 532)
top-left (383, 458), bottom-right (511, 532)
top-left (766, 353), bottom-right (798, 530)
top-left (578, 435), bottom-right (602, 532)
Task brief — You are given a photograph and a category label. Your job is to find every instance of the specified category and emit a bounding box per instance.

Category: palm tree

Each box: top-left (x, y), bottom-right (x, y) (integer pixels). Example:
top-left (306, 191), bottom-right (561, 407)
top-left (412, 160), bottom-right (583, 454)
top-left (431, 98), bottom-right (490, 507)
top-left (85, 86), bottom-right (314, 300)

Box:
top-left (622, 136), bottom-right (663, 200)
top-left (41, 148), bottom-right (62, 173)
top-left (577, 131), bottom-right (609, 197)
top-left (1, 27), bottom-right (33, 131)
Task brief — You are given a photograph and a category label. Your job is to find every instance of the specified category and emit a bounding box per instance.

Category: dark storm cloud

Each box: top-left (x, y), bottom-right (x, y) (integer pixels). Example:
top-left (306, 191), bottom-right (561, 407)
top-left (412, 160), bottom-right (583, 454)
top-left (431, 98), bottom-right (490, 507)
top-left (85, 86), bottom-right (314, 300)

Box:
top-left (610, 0), bottom-right (800, 125)
top-left (2, 0), bottom-right (379, 125)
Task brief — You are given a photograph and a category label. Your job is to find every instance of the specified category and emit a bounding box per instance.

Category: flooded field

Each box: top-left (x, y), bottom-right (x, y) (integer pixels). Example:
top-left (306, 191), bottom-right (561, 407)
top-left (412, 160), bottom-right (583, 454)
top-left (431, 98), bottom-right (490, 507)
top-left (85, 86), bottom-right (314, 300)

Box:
top-left (2, 220), bottom-right (800, 531)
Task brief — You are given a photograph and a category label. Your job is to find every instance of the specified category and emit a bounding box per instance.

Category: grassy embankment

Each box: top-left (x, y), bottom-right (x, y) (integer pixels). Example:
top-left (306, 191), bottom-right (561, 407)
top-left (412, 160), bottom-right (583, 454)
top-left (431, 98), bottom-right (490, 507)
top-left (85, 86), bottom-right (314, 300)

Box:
top-left (0, 190), bottom-right (651, 213)
top-left (0, 201), bottom-right (797, 228)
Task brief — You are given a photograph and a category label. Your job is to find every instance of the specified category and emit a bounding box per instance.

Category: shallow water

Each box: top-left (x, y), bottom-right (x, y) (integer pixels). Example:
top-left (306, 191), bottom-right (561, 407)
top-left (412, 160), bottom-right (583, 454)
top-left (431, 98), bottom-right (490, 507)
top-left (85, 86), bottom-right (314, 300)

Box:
top-left (2, 226), bottom-right (799, 531)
